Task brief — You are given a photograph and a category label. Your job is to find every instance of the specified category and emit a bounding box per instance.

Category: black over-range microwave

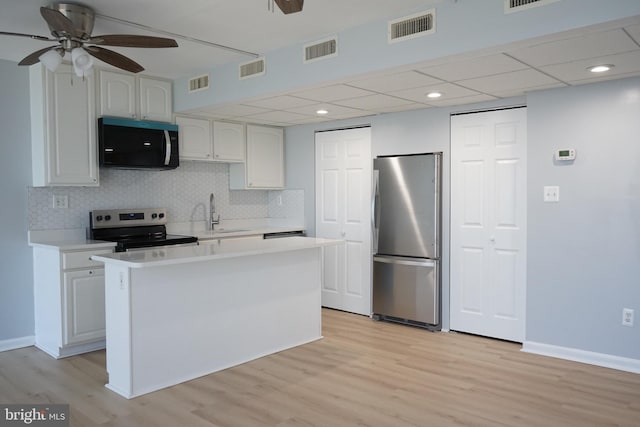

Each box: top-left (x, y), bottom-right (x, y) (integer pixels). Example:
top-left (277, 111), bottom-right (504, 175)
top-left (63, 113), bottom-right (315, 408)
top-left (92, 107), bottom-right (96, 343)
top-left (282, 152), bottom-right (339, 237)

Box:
top-left (98, 117), bottom-right (179, 170)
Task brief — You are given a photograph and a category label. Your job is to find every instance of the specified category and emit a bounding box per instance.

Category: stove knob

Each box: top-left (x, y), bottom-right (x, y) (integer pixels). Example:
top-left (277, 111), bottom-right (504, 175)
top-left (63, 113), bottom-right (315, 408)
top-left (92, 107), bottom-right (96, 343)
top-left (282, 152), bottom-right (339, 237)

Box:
top-left (151, 213), bottom-right (158, 219)
top-left (96, 215), bottom-right (103, 221)
top-left (105, 215), bottom-right (111, 221)
top-left (159, 213), bottom-right (165, 219)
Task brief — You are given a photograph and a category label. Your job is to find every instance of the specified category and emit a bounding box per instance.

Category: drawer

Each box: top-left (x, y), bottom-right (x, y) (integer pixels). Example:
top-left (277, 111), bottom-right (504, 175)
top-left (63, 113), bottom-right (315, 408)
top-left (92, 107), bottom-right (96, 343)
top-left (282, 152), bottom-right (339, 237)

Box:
top-left (62, 249), bottom-right (113, 270)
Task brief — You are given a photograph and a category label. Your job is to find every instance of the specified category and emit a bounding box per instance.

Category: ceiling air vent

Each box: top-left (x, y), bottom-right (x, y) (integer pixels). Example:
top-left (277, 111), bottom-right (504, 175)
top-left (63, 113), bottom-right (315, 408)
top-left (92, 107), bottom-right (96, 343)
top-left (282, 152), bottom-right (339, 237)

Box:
top-left (240, 57), bottom-right (266, 80)
top-left (505, 0), bottom-right (559, 13)
top-left (188, 74), bottom-right (209, 93)
top-left (304, 37), bottom-right (338, 63)
top-left (388, 9), bottom-right (435, 43)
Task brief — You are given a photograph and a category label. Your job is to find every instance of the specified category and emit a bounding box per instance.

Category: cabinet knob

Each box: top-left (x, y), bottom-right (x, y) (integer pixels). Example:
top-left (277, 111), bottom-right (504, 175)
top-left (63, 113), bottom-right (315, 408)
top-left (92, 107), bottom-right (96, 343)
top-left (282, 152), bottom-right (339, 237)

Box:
top-left (89, 270), bottom-right (93, 275)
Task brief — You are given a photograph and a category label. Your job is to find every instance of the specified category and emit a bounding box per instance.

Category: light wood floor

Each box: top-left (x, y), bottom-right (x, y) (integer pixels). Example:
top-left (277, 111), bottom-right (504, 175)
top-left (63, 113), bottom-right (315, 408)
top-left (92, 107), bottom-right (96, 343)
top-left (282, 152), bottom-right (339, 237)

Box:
top-left (1, 309), bottom-right (639, 426)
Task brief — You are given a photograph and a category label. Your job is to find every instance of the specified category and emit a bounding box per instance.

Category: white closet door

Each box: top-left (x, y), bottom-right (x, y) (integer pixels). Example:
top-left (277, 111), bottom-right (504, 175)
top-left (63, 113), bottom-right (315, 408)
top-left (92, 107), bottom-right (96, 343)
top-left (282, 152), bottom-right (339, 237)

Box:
top-left (450, 108), bottom-right (527, 342)
top-left (315, 127), bottom-right (372, 316)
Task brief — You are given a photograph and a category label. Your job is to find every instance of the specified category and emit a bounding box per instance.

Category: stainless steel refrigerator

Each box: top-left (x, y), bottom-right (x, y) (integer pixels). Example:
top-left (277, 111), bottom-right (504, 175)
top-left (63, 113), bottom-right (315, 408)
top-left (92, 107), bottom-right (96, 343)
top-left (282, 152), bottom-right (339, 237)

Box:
top-left (372, 153), bottom-right (441, 330)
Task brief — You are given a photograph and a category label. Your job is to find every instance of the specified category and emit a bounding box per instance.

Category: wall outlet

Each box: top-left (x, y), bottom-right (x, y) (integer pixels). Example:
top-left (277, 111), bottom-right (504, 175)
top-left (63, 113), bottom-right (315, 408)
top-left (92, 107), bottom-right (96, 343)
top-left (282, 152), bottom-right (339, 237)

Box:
top-left (622, 308), bottom-right (634, 327)
top-left (543, 186), bottom-right (560, 202)
top-left (52, 195), bottom-right (69, 209)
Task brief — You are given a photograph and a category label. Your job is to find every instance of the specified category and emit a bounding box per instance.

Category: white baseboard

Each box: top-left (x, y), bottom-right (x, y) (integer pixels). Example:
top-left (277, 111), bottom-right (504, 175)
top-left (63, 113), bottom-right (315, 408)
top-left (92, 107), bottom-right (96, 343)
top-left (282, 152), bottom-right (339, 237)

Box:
top-left (0, 336), bottom-right (35, 352)
top-left (522, 341), bottom-right (640, 374)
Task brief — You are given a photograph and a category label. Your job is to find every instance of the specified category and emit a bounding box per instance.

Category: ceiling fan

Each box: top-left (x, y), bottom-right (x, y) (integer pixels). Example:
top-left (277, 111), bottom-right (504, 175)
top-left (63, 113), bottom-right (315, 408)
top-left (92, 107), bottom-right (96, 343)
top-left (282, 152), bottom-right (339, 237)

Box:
top-left (273, 0), bottom-right (304, 14)
top-left (0, 2), bottom-right (178, 75)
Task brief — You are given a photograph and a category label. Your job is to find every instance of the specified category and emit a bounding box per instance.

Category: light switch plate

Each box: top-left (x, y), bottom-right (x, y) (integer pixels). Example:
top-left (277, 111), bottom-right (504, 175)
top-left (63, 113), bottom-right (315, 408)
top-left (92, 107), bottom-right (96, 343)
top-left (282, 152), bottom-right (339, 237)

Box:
top-left (544, 186), bottom-right (560, 202)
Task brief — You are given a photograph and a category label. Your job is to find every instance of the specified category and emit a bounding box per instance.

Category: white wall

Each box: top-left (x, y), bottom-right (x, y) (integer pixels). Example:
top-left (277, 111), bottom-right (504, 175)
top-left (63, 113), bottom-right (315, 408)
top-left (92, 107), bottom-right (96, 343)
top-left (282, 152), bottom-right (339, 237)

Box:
top-left (286, 77), bottom-right (640, 361)
top-left (527, 77), bottom-right (640, 359)
top-left (0, 60), bottom-right (34, 342)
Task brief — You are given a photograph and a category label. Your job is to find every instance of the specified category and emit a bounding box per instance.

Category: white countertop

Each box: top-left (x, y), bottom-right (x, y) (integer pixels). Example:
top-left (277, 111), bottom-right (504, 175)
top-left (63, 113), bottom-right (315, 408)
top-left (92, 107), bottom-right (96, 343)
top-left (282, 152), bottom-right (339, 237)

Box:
top-left (28, 229), bottom-right (117, 251)
top-left (28, 225), bottom-right (304, 251)
top-left (188, 226), bottom-right (305, 240)
top-left (92, 236), bottom-right (341, 268)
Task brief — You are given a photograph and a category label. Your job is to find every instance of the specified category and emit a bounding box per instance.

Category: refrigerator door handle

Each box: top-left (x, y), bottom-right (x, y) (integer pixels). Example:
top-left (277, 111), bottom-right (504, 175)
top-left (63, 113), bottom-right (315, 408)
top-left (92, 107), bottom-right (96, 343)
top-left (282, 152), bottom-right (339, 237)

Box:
top-left (371, 169), bottom-right (380, 253)
top-left (373, 255), bottom-right (435, 268)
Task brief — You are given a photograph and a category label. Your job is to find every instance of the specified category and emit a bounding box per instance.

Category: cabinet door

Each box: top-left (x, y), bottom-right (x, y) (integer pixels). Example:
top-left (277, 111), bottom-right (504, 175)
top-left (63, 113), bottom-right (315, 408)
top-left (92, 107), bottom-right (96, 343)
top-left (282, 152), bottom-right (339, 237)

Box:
top-left (246, 125), bottom-right (284, 189)
top-left (177, 116), bottom-right (212, 160)
top-left (139, 77), bottom-right (172, 122)
top-left (98, 70), bottom-right (136, 119)
top-left (213, 121), bottom-right (245, 162)
top-left (42, 64), bottom-right (98, 186)
top-left (63, 269), bottom-right (106, 345)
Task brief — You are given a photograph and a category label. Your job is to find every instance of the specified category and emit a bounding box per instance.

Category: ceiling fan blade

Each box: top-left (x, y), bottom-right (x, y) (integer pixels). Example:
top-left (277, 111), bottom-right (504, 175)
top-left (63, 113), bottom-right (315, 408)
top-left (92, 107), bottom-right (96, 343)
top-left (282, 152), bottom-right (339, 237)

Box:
top-left (85, 46), bottom-right (145, 73)
top-left (40, 6), bottom-right (76, 36)
top-left (18, 45), bottom-right (58, 66)
top-left (274, 0), bottom-right (304, 14)
top-left (0, 31), bottom-right (54, 41)
top-left (88, 34), bottom-right (178, 48)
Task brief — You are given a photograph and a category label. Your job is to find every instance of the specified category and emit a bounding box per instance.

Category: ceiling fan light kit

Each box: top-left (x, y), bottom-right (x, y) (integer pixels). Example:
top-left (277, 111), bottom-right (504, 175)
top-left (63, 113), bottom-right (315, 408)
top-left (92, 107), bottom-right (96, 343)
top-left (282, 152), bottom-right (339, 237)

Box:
top-left (71, 47), bottom-right (93, 77)
top-left (38, 48), bottom-right (64, 72)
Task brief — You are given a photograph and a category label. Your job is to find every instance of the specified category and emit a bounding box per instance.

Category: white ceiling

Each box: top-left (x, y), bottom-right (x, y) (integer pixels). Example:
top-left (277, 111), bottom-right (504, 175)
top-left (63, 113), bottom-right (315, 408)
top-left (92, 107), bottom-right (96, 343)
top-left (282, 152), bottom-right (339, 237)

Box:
top-left (1, 1), bottom-right (640, 126)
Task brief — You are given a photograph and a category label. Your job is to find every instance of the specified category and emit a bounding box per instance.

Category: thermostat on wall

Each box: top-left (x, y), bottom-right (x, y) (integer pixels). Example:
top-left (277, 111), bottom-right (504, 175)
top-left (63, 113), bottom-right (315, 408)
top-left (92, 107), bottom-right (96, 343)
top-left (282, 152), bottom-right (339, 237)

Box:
top-left (555, 148), bottom-right (576, 161)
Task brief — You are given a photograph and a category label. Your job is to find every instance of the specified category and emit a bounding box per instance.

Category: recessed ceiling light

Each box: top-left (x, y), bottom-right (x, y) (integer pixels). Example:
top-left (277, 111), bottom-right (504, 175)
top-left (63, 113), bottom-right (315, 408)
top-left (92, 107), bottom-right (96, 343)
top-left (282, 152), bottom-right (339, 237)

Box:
top-left (316, 109), bottom-right (328, 115)
top-left (427, 91), bottom-right (442, 99)
top-left (588, 64), bottom-right (614, 73)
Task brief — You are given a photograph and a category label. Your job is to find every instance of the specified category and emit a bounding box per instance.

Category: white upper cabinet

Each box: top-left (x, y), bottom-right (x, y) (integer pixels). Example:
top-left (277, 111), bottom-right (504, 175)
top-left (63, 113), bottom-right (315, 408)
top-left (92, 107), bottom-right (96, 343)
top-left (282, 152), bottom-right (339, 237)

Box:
top-left (213, 121), bottom-right (245, 162)
top-left (178, 118), bottom-right (245, 163)
top-left (229, 125), bottom-right (284, 189)
top-left (98, 70), bottom-right (136, 119)
top-left (30, 63), bottom-right (98, 187)
top-left (98, 70), bottom-right (172, 122)
top-left (177, 116), bottom-right (212, 160)
top-left (139, 77), bottom-right (172, 122)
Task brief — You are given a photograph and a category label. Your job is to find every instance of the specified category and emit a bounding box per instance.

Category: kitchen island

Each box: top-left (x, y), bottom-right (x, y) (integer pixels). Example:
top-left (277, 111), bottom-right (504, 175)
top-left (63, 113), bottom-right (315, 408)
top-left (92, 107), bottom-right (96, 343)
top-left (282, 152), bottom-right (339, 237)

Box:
top-left (92, 236), bottom-right (340, 399)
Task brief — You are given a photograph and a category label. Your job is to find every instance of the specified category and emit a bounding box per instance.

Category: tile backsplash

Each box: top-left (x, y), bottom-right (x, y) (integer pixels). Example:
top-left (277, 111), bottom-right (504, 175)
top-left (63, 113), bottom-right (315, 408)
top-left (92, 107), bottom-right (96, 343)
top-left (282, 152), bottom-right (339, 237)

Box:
top-left (28, 162), bottom-right (303, 230)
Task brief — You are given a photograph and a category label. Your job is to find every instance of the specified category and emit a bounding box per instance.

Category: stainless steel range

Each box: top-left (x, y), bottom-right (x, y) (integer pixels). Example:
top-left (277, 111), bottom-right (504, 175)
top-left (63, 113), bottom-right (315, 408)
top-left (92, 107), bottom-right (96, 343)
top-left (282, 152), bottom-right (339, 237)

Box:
top-left (89, 208), bottom-right (197, 252)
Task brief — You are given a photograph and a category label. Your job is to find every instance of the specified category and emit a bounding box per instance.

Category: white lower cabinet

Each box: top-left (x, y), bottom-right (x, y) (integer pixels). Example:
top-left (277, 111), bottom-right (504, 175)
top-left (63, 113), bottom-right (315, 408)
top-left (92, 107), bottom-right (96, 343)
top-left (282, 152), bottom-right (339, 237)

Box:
top-left (33, 246), bottom-right (113, 358)
top-left (63, 269), bottom-right (106, 345)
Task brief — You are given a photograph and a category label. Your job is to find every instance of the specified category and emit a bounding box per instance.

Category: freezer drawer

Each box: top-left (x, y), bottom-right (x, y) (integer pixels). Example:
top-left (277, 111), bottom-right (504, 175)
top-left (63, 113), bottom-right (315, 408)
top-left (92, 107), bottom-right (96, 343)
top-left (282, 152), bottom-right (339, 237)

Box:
top-left (372, 255), bottom-right (440, 328)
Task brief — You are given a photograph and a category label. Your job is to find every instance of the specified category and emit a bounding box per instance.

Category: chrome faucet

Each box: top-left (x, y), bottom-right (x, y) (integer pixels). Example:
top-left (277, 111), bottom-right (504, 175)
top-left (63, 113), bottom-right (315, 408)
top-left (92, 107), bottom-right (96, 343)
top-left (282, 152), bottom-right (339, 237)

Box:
top-left (209, 193), bottom-right (220, 230)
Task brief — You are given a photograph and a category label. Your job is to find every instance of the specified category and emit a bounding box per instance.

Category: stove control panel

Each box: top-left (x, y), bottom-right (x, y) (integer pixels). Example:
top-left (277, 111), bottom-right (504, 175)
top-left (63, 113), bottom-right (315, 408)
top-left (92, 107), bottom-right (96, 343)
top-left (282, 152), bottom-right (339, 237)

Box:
top-left (90, 208), bottom-right (168, 229)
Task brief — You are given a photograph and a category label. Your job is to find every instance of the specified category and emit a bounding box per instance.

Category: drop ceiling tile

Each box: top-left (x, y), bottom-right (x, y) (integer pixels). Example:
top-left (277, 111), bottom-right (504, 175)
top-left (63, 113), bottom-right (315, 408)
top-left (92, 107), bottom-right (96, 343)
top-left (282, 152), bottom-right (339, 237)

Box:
top-left (290, 84), bottom-right (376, 102)
top-left (333, 94), bottom-right (415, 110)
top-left (242, 95), bottom-right (318, 110)
top-left (389, 82), bottom-right (483, 103)
top-left (490, 82), bottom-right (566, 98)
top-left (347, 71), bottom-right (442, 92)
top-left (376, 103), bottom-right (431, 114)
top-left (457, 69), bottom-right (563, 94)
top-left (508, 29), bottom-right (639, 67)
top-left (625, 23), bottom-right (640, 45)
top-left (286, 103), bottom-right (368, 120)
top-left (539, 50), bottom-right (640, 84)
top-left (418, 54), bottom-right (529, 82)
